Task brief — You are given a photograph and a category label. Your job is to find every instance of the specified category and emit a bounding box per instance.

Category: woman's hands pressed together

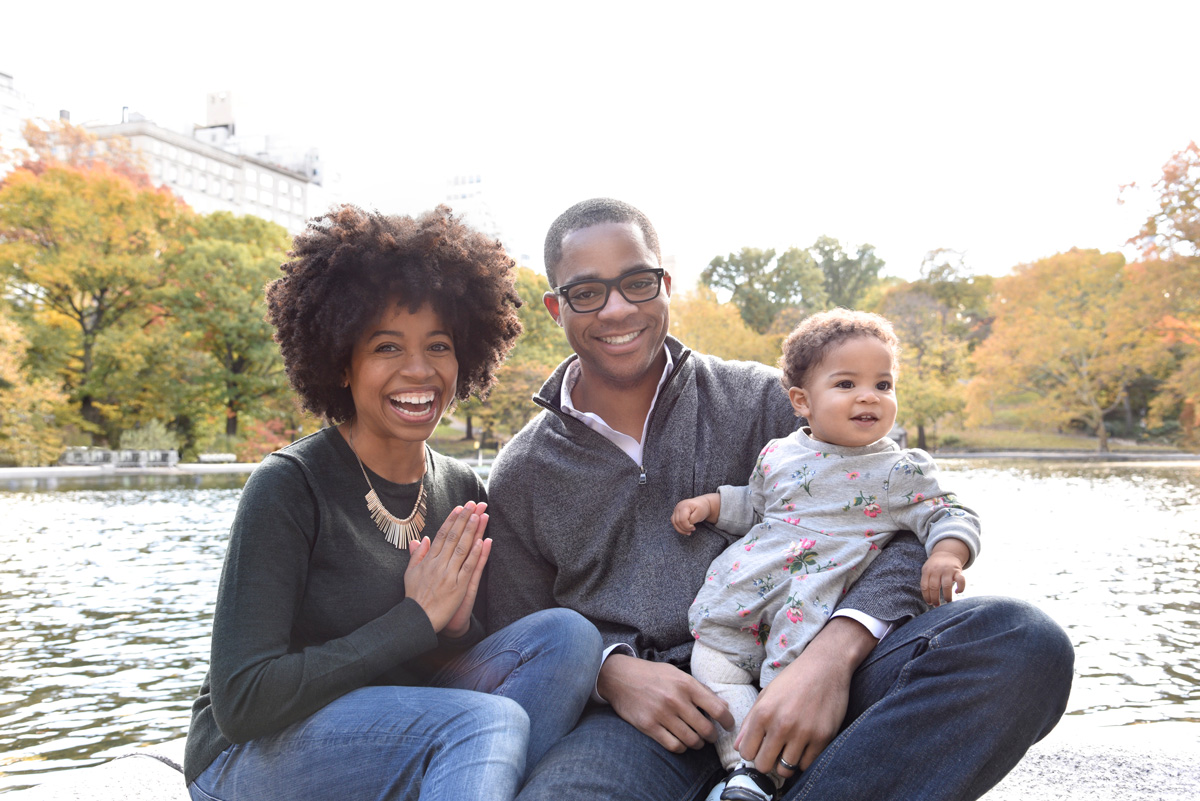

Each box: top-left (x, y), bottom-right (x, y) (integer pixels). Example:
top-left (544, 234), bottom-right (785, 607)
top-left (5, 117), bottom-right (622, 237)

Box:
top-left (404, 501), bottom-right (491, 637)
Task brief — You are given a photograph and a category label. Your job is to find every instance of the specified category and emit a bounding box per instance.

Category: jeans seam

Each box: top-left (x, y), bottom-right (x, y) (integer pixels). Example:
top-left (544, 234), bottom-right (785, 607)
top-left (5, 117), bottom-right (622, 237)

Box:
top-left (791, 635), bottom-right (928, 801)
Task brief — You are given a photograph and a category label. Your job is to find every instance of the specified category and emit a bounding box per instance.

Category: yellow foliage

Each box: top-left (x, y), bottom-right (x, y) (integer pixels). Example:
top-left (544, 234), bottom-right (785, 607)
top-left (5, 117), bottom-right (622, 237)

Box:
top-left (670, 287), bottom-right (778, 366)
top-left (0, 312), bottom-right (69, 466)
top-left (967, 249), bottom-right (1171, 452)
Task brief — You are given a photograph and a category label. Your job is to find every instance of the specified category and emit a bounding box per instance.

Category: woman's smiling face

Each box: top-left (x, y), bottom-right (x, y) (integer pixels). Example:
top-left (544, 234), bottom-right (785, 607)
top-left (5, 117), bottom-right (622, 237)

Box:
top-left (344, 300), bottom-right (459, 450)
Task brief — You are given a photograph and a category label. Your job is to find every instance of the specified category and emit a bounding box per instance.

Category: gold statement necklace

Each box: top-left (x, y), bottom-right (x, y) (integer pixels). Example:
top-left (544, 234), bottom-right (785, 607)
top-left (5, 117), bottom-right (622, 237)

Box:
top-left (348, 424), bottom-right (428, 549)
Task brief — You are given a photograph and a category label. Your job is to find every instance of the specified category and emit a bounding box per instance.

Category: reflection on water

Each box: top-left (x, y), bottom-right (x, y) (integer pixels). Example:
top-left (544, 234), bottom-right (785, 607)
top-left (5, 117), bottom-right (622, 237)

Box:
top-left (1, 463), bottom-right (1198, 791)
top-left (0, 476), bottom-right (245, 792)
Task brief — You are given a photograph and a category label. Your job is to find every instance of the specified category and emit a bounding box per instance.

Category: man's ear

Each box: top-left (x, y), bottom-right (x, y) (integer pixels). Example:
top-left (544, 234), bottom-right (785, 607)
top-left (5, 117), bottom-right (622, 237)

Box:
top-left (543, 292), bottom-right (563, 327)
top-left (662, 270), bottom-right (673, 298)
top-left (787, 386), bottom-right (809, 419)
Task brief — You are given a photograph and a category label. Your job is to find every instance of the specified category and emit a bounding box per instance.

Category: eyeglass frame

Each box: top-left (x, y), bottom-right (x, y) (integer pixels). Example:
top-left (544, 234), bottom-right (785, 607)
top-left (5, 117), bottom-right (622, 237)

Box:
top-left (550, 267), bottom-right (667, 314)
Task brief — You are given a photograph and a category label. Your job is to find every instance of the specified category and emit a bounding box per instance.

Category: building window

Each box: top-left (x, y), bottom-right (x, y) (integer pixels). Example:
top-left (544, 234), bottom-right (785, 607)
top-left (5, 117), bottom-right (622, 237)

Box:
top-left (246, 168), bottom-right (257, 185)
top-left (197, 175), bottom-right (207, 192)
top-left (180, 170), bottom-right (192, 187)
top-left (246, 187), bottom-right (258, 203)
top-left (260, 173), bottom-right (272, 188)
top-left (225, 183), bottom-right (234, 201)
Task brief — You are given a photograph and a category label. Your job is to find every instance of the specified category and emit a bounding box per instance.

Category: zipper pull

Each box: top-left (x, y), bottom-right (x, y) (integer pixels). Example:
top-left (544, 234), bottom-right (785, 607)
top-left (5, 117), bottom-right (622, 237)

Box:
top-left (638, 465), bottom-right (647, 485)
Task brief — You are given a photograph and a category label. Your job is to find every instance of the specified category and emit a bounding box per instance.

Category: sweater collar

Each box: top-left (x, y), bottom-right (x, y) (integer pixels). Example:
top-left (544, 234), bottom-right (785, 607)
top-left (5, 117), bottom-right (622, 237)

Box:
top-left (534, 336), bottom-right (693, 419)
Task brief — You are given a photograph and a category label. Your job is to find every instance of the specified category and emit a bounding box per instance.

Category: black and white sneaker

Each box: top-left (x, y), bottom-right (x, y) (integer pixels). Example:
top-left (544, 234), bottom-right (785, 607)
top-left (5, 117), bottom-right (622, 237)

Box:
top-left (719, 765), bottom-right (777, 801)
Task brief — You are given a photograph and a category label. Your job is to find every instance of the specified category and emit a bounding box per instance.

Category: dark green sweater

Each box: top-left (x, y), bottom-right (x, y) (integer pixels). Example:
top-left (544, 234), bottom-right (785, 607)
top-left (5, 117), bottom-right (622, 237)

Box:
top-left (184, 427), bottom-right (488, 785)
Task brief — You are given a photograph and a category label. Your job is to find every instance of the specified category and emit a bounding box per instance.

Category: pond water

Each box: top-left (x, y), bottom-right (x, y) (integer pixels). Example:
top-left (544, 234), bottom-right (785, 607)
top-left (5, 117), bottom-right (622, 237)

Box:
top-left (1, 462), bottom-right (1198, 792)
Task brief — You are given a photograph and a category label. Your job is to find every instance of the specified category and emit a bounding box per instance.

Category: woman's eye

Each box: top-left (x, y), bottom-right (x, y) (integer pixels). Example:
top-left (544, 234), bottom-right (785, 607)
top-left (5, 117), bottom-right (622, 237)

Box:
top-left (430, 342), bottom-right (453, 353)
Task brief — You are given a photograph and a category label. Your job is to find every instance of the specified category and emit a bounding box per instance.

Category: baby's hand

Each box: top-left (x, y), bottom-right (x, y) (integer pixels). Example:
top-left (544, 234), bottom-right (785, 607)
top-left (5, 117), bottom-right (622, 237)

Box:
top-left (921, 550), bottom-right (966, 607)
top-left (672, 496), bottom-right (713, 535)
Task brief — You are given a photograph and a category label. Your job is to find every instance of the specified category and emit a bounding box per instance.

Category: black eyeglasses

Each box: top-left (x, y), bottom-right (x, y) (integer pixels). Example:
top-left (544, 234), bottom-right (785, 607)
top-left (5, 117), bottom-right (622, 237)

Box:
top-left (554, 268), bottom-right (665, 313)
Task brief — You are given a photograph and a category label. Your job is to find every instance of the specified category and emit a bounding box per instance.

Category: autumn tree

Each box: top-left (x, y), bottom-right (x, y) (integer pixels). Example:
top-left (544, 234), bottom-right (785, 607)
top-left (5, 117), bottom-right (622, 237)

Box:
top-left (701, 247), bottom-right (826, 333)
top-left (466, 266), bottom-right (571, 445)
top-left (1128, 141), bottom-right (1200, 447)
top-left (671, 286), bottom-right (777, 365)
top-left (168, 211), bottom-right (292, 438)
top-left (0, 307), bottom-right (70, 465)
top-left (0, 164), bottom-right (189, 441)
top-left (967, 249), bottom-right (1169, 452)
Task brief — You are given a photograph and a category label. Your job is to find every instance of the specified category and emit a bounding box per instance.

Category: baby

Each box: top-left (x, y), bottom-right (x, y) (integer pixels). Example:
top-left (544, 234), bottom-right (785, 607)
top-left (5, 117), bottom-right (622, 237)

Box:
top-left (673, 309), bottom-right (980, 801)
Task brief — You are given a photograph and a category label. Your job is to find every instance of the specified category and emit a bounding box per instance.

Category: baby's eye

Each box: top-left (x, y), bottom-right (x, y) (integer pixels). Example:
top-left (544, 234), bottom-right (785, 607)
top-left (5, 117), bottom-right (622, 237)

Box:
top-left (835, 380), bottom-right (853, 389)
top-left (876, 381), bottom-right (892, 391)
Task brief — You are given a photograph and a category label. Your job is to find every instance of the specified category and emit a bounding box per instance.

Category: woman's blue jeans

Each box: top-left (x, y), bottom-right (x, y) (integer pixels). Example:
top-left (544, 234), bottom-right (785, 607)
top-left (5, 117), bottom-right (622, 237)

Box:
top-left (188, 608), bottom-right (601, 801)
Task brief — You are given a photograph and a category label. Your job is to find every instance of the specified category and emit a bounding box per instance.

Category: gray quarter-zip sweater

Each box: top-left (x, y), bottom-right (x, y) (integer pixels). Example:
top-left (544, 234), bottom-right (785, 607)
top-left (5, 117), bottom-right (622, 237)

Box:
top-left (485, 337), bottom-right (927, 669)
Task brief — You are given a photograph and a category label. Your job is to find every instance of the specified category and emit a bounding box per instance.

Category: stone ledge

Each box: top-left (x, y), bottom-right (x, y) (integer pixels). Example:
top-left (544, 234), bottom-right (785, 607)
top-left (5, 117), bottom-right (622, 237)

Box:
top-left (8, 725), bottom-right (1199, 800)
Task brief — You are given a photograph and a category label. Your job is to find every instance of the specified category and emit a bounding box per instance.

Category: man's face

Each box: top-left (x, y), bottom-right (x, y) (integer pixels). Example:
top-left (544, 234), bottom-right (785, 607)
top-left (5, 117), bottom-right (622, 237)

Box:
top-left (543, 222), bottom-right (672, 392)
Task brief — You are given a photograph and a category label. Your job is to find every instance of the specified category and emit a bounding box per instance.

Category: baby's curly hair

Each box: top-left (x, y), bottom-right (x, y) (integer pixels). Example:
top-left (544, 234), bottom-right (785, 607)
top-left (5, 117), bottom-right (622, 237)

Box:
top-left (779, 308), bottom-right (900, 390)
top-left (266, 204), bottom-right (523, 423)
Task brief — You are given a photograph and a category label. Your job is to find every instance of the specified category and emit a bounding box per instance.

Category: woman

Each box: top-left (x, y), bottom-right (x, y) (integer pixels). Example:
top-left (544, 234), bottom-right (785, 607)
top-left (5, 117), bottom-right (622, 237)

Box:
top-left (184, 205), bottom-right (601, 801)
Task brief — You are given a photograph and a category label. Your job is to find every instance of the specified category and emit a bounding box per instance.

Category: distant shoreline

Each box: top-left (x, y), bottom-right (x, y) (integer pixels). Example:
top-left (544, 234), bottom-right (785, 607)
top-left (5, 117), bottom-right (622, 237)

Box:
top-left (3, 449), bottom-right (1199, 487)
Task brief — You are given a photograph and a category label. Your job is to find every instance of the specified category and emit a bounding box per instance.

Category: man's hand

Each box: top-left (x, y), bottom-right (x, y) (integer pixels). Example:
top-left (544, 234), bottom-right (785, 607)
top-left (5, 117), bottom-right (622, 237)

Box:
top-left (735, 617), bottom-right (876, 778)
top-left (598, 653), bottom-right (735, 753)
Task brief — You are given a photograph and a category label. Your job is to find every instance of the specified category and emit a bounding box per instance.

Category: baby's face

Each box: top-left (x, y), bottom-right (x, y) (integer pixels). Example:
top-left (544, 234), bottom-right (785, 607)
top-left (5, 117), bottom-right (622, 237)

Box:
top-left (787, 335), bottom-right (898, 448)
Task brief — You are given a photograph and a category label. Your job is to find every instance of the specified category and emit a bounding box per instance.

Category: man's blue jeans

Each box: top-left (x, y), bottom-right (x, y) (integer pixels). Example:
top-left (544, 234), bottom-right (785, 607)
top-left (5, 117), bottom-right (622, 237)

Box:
top-left (518, 597), bottom-right (1074, 801)
top-left (188, 608), bottom-right (600, 801)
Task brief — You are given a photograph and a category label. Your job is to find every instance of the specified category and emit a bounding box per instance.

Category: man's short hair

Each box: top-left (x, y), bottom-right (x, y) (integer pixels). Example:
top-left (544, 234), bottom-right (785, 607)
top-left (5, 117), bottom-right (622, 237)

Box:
top-left (543, 198), bottom-right (661, 287)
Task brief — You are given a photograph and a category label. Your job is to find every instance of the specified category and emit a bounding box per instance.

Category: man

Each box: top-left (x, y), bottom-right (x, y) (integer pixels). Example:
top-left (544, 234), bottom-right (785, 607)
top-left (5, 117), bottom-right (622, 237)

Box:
top-left (486, 198), bottom-right (1073, 801)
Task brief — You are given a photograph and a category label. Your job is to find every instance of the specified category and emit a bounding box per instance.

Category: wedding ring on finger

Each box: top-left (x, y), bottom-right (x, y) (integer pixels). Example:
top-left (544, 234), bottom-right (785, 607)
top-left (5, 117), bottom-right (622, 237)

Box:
top-left (777, 756), bottom-right (798, 772)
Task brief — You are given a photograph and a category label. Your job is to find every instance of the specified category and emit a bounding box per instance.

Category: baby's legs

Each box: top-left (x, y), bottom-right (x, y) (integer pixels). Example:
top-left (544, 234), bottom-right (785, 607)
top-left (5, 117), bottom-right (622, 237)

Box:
top-left (691, 640), bottom-right (759, 771)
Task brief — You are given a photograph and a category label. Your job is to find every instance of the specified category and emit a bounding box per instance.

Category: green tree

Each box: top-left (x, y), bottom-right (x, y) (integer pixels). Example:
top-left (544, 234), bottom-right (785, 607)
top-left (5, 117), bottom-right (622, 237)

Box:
top-left (967, 249), bottom-right (1169, 452)
top-left (810, 235), bottom-right (885, 310)
top-left (168, 212), bottom-right (292, 437)
top-left (0, 163), bottom-right (188, 440)
top-left (701, 246), bottom-right (826, 333)
top-left (877, 282), bottom-right (968, 450)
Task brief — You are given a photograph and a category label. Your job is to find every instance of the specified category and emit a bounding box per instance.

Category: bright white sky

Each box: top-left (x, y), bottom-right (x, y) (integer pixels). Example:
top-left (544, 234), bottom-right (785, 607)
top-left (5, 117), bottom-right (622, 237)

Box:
top-left (4, 1), bottom-right (1198, 287)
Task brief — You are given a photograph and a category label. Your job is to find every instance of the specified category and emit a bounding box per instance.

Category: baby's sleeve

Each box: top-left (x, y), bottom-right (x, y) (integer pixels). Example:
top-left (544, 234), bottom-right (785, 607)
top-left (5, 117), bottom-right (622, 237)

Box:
top-left (887, 449), bottom-right (981, 567)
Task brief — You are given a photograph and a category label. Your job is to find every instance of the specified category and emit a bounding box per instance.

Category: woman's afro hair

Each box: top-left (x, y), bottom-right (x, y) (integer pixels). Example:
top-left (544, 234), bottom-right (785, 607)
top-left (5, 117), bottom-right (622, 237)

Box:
top-left (266, 204), bottom-right (523, 423)
top-left (779, 308), bottom-right (900, 390)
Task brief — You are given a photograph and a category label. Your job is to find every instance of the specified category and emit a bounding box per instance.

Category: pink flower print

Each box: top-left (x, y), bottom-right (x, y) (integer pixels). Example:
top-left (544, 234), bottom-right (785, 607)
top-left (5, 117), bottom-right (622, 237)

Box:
top-left (736, 603), bottom-right (749, 617)
top-left (846, 470), bottom-right (860, 479)
top-left (731, 561), bottom-right (741, 571)
top-left (785, 503), bottom-right (795, 511)
top-left (869, 542), bottom-right (879, 551)
top-left (785, 517), bottom-right (802, 526)
top-left (798, 538), bottom-right (816, 550)
top-left (771, 660), bottom-right (782, 668)
top-left (864, 529), bottom-right (875, 536)
top-left (786, 607), bottom-right (803, 624)
top-left (913, 493), bottom-right (925, 503)
top-left (778, 633), bottom-right (789, 648)
top-left (864, 502), bottom-right (882, 518)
